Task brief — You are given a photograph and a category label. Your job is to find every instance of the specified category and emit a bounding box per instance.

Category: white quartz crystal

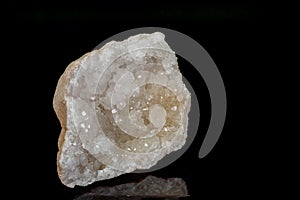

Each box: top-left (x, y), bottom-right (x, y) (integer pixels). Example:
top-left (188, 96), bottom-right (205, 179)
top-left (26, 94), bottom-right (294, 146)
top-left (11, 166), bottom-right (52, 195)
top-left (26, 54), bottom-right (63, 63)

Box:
top-left (53, 32), bottom-right (191, 187)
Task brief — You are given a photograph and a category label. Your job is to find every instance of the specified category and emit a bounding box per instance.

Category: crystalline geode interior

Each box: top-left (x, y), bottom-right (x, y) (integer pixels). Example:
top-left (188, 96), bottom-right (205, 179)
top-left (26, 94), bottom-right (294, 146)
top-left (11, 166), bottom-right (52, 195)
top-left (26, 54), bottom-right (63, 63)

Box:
top-left (53, 32), bottom-right (191, 187)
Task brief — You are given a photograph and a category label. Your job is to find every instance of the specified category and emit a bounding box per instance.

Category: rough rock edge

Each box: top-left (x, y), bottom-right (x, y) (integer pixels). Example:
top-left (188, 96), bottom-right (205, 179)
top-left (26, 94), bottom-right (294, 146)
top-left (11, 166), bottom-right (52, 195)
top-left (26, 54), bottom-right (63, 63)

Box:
top-left (53, 53), bottom-right (88, 184)
top-left (54, 51), bottom-right (125, 187)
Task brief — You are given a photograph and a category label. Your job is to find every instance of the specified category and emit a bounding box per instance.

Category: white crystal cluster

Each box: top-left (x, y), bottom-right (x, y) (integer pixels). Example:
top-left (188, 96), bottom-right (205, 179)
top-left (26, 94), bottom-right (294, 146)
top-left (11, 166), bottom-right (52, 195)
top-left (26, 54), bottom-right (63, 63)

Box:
top-left (53, 32), bottom-right (191, 187)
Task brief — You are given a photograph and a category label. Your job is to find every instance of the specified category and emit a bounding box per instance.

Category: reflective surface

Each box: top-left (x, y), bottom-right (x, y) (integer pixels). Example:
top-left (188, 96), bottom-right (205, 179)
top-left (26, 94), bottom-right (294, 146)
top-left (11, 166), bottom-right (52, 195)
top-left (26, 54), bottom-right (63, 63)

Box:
top-left (21, 1), bottom-right (264, 199)
top-left (74, 176), bottom-right (188, 200)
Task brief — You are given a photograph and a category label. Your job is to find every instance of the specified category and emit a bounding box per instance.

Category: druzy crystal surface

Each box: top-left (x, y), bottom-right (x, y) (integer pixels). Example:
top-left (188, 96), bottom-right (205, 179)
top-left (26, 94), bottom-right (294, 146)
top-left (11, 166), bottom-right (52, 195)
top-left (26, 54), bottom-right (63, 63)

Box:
top-left (53, 32), bottom-right (191, 187)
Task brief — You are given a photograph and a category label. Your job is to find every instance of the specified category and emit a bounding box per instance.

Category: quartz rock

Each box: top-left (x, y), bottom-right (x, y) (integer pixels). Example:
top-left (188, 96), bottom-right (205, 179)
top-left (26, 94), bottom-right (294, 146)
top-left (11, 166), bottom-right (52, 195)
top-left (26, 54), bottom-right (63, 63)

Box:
top-left (53, 32), bottom-right (191, 187)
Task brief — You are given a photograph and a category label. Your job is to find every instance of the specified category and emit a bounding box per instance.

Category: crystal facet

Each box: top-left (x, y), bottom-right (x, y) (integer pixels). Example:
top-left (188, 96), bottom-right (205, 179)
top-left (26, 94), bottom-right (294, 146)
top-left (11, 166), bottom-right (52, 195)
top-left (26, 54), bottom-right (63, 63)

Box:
top-left (53, 32), bottom-right (191, 187)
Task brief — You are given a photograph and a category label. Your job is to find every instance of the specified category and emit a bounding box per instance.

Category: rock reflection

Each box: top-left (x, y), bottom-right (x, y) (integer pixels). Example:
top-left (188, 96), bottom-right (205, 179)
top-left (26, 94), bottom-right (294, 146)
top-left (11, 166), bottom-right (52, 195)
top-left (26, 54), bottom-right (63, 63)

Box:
top-left (74, 175), bottom-right (189, 200)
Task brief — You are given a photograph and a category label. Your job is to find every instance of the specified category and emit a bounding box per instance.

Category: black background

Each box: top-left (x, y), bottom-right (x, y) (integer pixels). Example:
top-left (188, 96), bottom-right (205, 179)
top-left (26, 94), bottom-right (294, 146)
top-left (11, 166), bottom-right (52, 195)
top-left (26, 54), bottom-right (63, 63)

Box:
top-left (9, 1), bottom-right (276, 199)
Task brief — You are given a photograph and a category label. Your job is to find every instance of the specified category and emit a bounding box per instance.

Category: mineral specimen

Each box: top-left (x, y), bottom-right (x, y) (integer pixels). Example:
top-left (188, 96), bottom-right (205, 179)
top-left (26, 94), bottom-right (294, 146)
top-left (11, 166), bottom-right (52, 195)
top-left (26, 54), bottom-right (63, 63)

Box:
top-left (53, 32), bottom-right (191, 187)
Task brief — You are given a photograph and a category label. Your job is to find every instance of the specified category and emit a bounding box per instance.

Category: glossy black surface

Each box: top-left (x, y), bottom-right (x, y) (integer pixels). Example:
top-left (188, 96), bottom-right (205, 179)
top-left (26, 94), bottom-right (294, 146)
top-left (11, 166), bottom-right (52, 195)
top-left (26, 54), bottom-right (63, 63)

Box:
top-left (10, 1), bottom-right (271, 199)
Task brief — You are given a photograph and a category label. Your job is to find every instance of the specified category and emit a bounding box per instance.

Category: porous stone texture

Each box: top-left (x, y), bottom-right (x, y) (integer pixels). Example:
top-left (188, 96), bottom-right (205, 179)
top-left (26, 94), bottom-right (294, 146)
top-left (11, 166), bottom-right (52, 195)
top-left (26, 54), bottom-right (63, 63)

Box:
top-left (53, 32), bottom-right (191, 187)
